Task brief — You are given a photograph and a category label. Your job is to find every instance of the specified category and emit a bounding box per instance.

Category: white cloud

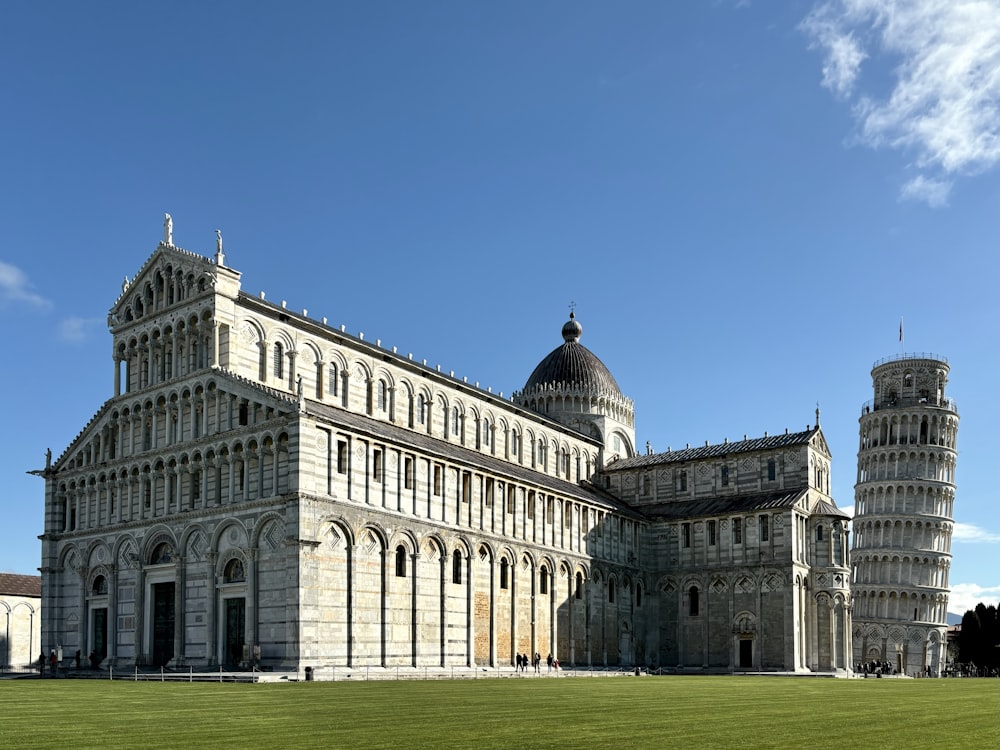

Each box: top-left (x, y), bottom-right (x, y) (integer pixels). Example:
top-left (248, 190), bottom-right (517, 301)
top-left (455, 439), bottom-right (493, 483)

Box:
top-left (899, 175), bottom-right (952, 207)
top-left (948, 582), bottom-right (1000, 616)
top-left (953, 522), bottom-right (1000, 544)
top-left (801, 0), bottom-right (1000, 205)
top-left (58, 316), bottom-right (102, 343)
top-left (0, 260), bottom-right (51, 308)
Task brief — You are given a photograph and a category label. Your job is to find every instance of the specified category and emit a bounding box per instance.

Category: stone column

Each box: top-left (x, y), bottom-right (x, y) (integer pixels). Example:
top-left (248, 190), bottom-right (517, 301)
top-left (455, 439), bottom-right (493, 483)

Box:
top-left (247, 550), bottom-right (257, 665)
top-left (134, 567), bottom-right (145, 665)
top-left (465, 552), bottom-right (473, 667)
top-left (211, 320), bottom-right (219, 368)
top-left (107, 568), bottom-right (118, 666)
top-left (174, 557), bottom-right (185, 664)
top-left (271, 444), bottom-right (281, 497)
top-left (410, 552), bottom-right (419, 667)
top-left (205, 553), bottom-right (217, 665)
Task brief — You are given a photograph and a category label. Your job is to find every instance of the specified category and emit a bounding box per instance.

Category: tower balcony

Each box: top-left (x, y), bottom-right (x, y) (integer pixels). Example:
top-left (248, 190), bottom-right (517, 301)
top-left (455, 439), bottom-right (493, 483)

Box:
top-left (860, 395), bottom-right (958, 415)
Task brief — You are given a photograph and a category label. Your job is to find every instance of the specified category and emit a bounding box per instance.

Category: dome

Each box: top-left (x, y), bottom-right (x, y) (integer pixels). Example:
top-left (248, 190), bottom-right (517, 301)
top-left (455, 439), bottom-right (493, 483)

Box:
top-left (521, 312), bottom-right (623, 396)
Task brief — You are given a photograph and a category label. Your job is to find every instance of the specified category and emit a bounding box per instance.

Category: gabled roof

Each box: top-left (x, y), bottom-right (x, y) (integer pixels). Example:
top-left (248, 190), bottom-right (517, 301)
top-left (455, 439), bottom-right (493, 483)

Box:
top-left (606, 427), bottom-right (822, 471)
top-left (48, 368), bottom-right (297, 471)
top-left (0, 573), bottom-right (41, 598)
top-left (642, 489), bottom-right (810, 521)
top-left (812, 499), bottom-right (851, 519)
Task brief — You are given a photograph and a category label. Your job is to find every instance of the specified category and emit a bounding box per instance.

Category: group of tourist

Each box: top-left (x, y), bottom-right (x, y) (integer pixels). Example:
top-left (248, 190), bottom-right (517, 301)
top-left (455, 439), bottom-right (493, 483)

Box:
top-left (37, 649), bottom-right (101, 676)
top-left (857, 660), bottom-right (895, 676)
top-left (514, 652), bottom-right (559, 673)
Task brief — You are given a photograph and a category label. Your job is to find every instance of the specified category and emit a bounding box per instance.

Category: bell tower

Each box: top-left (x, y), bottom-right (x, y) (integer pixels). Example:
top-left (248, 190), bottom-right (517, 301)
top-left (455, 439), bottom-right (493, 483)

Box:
top-left (850, 353), bottom-right (958, 676)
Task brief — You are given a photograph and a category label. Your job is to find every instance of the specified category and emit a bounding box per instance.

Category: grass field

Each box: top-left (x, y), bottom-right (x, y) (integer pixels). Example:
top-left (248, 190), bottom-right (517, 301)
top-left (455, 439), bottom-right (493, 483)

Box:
top-left (0, 676), bottom-right (996, 749)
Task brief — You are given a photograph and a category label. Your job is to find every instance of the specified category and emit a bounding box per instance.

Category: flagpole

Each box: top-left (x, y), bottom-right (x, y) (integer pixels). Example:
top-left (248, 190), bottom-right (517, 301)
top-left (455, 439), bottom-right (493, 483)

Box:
top-left (899, 316), bottom-right (904, 356)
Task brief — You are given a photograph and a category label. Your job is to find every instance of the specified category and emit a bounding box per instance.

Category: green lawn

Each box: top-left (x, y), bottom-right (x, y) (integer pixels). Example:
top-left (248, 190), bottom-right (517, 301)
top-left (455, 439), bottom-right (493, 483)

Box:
top-left (0, 676), bottom-right (996, 749)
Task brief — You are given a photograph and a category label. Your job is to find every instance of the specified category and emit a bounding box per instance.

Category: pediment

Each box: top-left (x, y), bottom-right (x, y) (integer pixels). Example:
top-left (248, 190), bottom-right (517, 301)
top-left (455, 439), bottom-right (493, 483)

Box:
top-left (107, 244), bottom-right (229, 332)
top-left (53, 369), bottom-right (293, 474)
top-left (810, 428), bottom-right (831, 458)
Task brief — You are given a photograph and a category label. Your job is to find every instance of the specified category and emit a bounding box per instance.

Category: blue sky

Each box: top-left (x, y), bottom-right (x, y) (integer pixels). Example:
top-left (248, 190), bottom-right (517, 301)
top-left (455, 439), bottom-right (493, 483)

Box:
top-left (1, 1), bottom-right (997, 617)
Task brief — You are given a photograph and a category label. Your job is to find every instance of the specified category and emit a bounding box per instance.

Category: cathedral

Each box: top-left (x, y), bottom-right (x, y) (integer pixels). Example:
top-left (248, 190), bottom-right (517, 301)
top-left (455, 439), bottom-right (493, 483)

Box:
top-left (37, 221), bottom-right (853, 674)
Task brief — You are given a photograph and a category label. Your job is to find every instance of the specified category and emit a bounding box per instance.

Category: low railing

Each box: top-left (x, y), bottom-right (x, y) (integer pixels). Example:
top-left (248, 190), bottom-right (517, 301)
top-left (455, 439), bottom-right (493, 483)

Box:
top-left (16, 663), bottom-right (653, 683)
top-left (860, 396), bottom-right (958, 414)
top-left (871, 352), bottom-right (948, 368)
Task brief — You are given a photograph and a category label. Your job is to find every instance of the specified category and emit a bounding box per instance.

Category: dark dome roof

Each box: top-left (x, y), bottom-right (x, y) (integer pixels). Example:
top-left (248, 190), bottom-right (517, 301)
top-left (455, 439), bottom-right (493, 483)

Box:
top-left (522, 312), bottom-right (623, 396)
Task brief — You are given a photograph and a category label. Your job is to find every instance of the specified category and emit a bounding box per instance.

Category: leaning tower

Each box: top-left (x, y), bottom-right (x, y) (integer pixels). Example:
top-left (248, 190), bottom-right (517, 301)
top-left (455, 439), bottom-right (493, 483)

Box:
top-left (850, 354), bottom-right (958, 676)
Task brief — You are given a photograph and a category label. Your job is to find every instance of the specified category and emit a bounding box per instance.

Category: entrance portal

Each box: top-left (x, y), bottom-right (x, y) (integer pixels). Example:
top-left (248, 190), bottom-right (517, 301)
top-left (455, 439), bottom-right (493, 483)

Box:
top-left (151, 582), bottom-right (175, 667)
top-left (91, 608), bottom-right (108, 662)
top-left (739, 639), bottom-right (753, 669)
top-left (225, 598), bottom-right (246, 667)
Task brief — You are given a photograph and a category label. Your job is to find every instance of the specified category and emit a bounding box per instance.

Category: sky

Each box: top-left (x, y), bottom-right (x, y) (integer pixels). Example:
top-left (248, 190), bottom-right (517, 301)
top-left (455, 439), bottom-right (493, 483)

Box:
top-left (1, 1), bottom-right (997, 618)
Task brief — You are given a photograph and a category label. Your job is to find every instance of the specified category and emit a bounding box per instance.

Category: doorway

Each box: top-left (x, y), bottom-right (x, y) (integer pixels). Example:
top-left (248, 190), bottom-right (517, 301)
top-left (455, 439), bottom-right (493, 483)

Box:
top-left (739, 639), bottom-right (753, 669)
top-left (91, 608), bottom-right (108, 662)
top-left (224, 598), bottom-right (246, 667)
top-left (151, 582), bottom-right (175, 667)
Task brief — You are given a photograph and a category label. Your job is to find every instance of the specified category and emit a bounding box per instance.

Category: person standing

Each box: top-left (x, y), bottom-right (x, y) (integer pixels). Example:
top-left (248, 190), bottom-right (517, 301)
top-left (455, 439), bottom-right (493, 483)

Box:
top-left (38, 652), bottom-right (45, 677)
top-left (49, 650), bottom-right (57, 677)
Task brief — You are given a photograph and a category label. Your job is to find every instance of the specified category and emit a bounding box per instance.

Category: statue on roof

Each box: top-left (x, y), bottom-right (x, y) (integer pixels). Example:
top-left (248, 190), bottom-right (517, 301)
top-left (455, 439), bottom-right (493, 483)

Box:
top-left (215, 229), bottom-right (225, 266)
top-left (163, 213), bottom-right (173, 245)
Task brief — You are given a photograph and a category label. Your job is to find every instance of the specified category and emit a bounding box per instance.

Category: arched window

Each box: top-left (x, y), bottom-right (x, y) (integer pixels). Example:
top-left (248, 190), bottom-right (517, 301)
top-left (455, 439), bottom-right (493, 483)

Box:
top-left (689, 586), bottom-right (700, 616)
top-left (817, 524), bottom-right (824, 542)
top-left (575, 571), bottom-right (583, 600)
top-left (500, 558), bottom-right (509, 589)
top-left (328, 364), bottom-right (339, 396)
top-left (540, 566), bottom-right (549, 595)
top-left (482, 419), bottom-right (491, 447)
top-left (452, 550), bottom-right (463, 585)
top-left (395, 545), bottom-right (407, 578)
top-left (417, 395), bottom-right (426, 425)
top-left (636, 582), bottom-right (643, 608)
top-left (273, 342), bottom-right (284, 379)
top-left (759, 515), bottom-right (769, 542)
top-left (377, 380), bottom-right (388, 411)
top-left (608, 579), bottom-right (616, 604)
top-left (92, 575), bottom-right (108, 595)
top-left (224, 558), bottom-right (246, 583)
top-left (767, 459), bottom-right (776, 481)
top-left (451, 407), bottom-right (460, 435)
top-left (150, 541), bottom-right (173, 565)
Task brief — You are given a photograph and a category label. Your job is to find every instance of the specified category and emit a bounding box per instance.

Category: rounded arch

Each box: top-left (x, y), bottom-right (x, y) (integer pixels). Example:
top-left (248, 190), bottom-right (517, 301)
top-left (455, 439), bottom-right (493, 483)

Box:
top-left (359, 521), bottom-right (390, 551)
top-left (217, 548), bottom-right (249, 582)
top-left (237, 316), bottom-right (266, 345)
top-left (390, 529), bottom-right (420, 555)
top-left (142, 527), bottom-right (178, 564)
top-left (299, 339), bottom-right (322, 366)
top-left (320, 516), bottom-right (356, 550)
top-left (475, 540), bottom-right (498, 564)
top-left (249, 511), bottom-right (287, 549)
top-left (266, 326), bottom-right (294, 350)
top-left (421, 532), bottom-right (448, 561)
top-left (349, 357), bottom-right (373, 383)
top-left (210, 519), bottom-right (250, 553)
